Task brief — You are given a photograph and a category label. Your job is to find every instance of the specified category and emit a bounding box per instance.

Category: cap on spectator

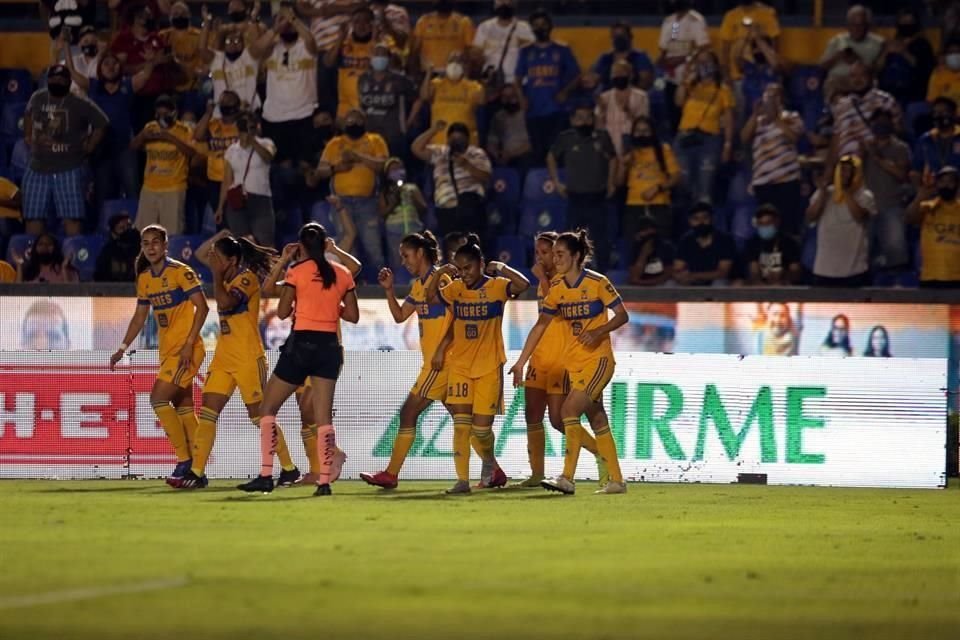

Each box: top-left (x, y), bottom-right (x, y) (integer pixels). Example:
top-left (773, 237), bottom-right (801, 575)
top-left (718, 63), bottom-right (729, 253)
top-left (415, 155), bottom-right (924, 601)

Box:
top-left (936, 166), bottom-right (959, 178)
top-left (154, 94), bottom-right (176, 110)
top-left (47, 64), bottom-right (70, 81)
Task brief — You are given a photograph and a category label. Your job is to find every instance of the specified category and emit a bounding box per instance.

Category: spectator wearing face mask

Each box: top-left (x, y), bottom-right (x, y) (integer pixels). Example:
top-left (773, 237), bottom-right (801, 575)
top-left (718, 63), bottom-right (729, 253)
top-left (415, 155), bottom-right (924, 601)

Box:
top-left (806, 155), bottom-right (877, 287)
top-left (15, 232), bottom-right (79, 283)
top-left (743, 204), bottom-right (801, 286)
top-left (927, 39), bottom-right (960, 107)
top-left (249, 9), bottom-right (318, 167)
top-left (862, 109), bottom-right (911, 273)
top-left (60, 26), bottom-right (102, 95)
top-left (515, 9), bottom-right (580, 165)
top-left (830, 61), bottom-right (901, 161)
top-left (907, 165), bottom-right (960, 288)
top-left (325, 6), bottom-right (381, 119)
top-left (412, 0), bottom-right (475, 76)
top-left (302, 108), bottom-right (336, 202)
top-left (95, 214), bottom-right (141, 282)
top-left (216, 112), bottom-right (278, 246)
top-left (657, 0), bottom-right (711, 128)
top-left (199, 28), bottom-right (262, 115)
top-left (22, 65), bottom-right (108, 237)
top-left (473, 0), bottom-right (534, 87)
top-left (619, 116), bottom-right (680, 245)
top-left (131, 94), bottom-right (197, 234)
top-left (412, 120), bottom-right (492, 240)
top-left (628, 217), bottom-right (674, 286)
top-left (877, 9), bottom-right (935, 106)
top-left (719, 1), bottom-right (780, 91)
top-left (592, 21), bottom-right (654, 93)
top-left (421, 51), bottom-right (485, 145)
top-left (675, 49), bottom-right (734, 205)
top-left (487, 83), bottom-right (532, 172)
top-left (596, 60), bottom-right (649, 158)
top-left (911, 97), bottom-right (960, 185)
top-left (316, 109), bottom-right (389, 267)
top-left (194, 91), bottom-right (243, 222)
top-left (358, 42), bottom-right (418, 158)
top-left (160, 1), bottom-right (205, 106)
top-left (673, 202), bottom-right (736, 286)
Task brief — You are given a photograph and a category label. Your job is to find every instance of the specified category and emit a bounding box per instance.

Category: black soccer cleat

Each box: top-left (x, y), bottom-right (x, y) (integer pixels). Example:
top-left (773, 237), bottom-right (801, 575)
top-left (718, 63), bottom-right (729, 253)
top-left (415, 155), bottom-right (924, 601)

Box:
top-left (238, 475), bottom-right (274, 493)
top-left (313, 483), bottom-right (333, 497)
top-left (176, 470), bottom-right (208, 489)
top-left (277, 467), bottom-right (301, 487)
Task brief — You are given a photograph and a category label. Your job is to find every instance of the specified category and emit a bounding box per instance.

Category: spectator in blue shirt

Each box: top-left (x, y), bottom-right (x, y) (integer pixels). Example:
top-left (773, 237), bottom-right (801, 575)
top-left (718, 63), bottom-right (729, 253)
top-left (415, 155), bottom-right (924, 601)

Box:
top-left (515, 8), bottom-right (580, 166)
top-left (911, 97), bottom-right (960, 185)
top-left (592, 21), bottom-right (655, 92)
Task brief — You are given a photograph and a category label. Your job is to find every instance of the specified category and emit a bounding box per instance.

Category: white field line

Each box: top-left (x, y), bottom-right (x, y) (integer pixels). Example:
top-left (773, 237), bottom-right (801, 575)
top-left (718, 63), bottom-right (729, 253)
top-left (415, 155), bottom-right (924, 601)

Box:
top-left (0, 576), bottom-right (189, 610)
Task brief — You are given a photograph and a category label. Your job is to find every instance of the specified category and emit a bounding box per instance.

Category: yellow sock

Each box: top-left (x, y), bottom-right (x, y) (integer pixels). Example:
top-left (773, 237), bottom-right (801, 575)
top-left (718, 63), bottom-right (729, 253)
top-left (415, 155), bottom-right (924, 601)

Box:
top-left (561, 416), bottom-right (583, 480)
top-left (470, 435), bottom-right (484, 458)
top-left (153, 402), bottom-right (190, 461)
top-left (593, 424), bottom-right (624, 483)
top-left (191, 407), bottom-right (219, 476)
top-left (176, 407), bottom-right (199, 452)
top-left (387, 425), bottom-right (416, 476)
top-left (580, 430), bottom-right (598, 455)
top-left (452, 414), bottom-right (472, 481)
top-left (527, 422), bottom-right (546, 478)
top-left (301, 423), bottom-right (320, 474)
top-left (471, 425), bottom-right (496, 463)
top-left (255, 416), bottom-right (296, 472)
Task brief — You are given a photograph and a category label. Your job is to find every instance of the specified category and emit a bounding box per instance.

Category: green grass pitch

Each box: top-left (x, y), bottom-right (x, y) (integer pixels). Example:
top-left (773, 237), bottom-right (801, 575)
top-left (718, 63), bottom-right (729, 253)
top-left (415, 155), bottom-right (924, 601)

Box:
top-left (1, 479), bottom-right (958, 640)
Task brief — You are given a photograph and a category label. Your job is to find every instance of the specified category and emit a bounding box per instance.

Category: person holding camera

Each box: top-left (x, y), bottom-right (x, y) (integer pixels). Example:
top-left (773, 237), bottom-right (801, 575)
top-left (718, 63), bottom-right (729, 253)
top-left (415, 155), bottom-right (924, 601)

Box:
top-left (379, 157), bottom-right (428, 272)
top-left (675, 49), bottom-right (734, 205)
top-left (820, 5), bottom-right (886, 94)
top-left (216, 113), bottom-right (278, 247)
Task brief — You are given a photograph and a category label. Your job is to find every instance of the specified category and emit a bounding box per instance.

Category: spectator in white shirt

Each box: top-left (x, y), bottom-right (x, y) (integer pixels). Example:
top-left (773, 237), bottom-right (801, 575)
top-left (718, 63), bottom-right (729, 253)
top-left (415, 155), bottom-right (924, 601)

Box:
top-left (200, 30), bottom-right (261, 115)
top-left (64, 26), bottom-right (101, 94)
top-left (596, 60), bottom-right (649, 158)
top-left (216, 112), bottom-right (278, 247)
top-left (249, 8), bottom-right (318, 167)
top-left (473, 0), bottom-right (534, 85)
top-left (658, 0), bottom-right (711, 125)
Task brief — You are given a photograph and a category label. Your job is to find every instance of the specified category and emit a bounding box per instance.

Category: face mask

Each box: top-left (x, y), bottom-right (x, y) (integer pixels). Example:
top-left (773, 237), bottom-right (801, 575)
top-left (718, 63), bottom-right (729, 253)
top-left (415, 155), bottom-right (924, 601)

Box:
top-left (47, 82), bottom-right (70, 98)
top-left (872, 122), bottom-right (893, 137)
top-left (752, 52), bottom-right (766, 66)
top-left (220, 104), bottom-right (239, 117)
top-left (449, 138), bottom-right (468, 153)
top-left (280, 30), bottom-right (298, 44)
top-left (171, 16), bottom-right (190, 30)
top-left (938, 186), bottom-right (958, 200)
top-left (613, 35), bottom-right (631, 52)
top-left (495, 5), bottom-right (514, 20)
top-left (445, 62), bottom-right (464, 80)
top-left (935, 115), bottom-right (955, 130)
top-left (693, 223), bottom-right (713, 238)
top-left (345, 123), bottom-right (365, 139)
top-left (81, 44), bottom-right (98, 57)
top-left (611, 76), bottom-right (629, 90)
top-left (575, 124), bottom-right (594, 136)
top-left (897, 23), bottom-right (919, 38)
top-left (225, 49), bottom-right (243, 62)
top-left (229, 11), bottom-right (248, 23)
top-left (533, 27), bottom-right (551, 42)
top-left (947, 53), bottom-right (960, 71)
top-left (502, 101), bottom-right (520, 113)
top-left (631, 135), bottom-right (654, 147)
top-left (757, 224), bottom-right (777, 241)
top-left (353, 30), bottom-right (373, 44)
top-left (36, 251), bottom-right (55, 265)
top-left (698, 63), bottom-right (716, 78)
top-left (371, 55), bottom-right (389, 72)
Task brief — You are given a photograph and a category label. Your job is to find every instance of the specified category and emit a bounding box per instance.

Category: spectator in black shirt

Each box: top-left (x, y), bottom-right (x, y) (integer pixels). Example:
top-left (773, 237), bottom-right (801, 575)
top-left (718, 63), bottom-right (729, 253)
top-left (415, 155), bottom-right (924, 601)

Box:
top-left (628, 216), bottom-right (674, 286)
top-left (94, 214), bottom-right (141, 282)
top-left (359, 42), bottom-right (419, 158)
top-left (674, 202), bottom-right (736, 286)
top-left (743, 204), bottom-right (802, 286)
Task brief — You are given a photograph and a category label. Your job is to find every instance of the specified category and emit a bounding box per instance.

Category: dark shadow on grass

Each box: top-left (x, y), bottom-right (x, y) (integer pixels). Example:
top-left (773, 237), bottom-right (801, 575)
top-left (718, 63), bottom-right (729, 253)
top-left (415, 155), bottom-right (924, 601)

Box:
top-left (30, 485), bottom-right (159, 494)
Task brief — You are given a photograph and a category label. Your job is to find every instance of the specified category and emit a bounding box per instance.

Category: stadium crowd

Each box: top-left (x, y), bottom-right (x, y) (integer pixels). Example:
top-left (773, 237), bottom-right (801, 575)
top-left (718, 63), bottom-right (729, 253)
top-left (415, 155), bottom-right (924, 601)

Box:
top-left (0, 0), bottom-right (958, 289)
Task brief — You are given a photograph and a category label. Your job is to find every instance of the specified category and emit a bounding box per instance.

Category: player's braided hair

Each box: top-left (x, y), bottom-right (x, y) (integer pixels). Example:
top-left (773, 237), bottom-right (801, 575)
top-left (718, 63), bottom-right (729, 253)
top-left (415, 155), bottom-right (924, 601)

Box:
top-left (215, 235), bottom-right (277, 282)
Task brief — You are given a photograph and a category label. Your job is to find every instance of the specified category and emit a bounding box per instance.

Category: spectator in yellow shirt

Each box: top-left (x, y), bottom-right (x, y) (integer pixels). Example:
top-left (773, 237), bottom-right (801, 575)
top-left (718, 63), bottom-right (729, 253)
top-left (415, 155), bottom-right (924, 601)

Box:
top-left (907, 165), bottom-right (960, 288)
top-left (315, 109), bottom-right (389, 270)
top-left (412, 0), bottom-right (475, 74)
top-left (619, 116), bottom-right (681, 243)
top-left (420, 51), bottom-right (485, 145)
top-left (160, 2), bottom-right (206, 96)
top-left (926, 39), bottom-right (960, 106)
top-left (324, 6), bottom-right (378, 118)
top-left (193, 91), bottom-right (242, 222)
top-left (0, 175), bottom-right (21, 226)
top-left (719, 1), bottom-right (780, 82)
top-left (130, 94), bottom-right (197, 234)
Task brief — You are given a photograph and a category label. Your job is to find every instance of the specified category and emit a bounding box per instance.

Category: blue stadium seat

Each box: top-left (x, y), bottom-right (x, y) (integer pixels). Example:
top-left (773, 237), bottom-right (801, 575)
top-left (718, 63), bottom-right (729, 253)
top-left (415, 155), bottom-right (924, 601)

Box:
top-left (0, 102), bottom-right (26, 151)
top-left (519, 201), bottom-right (567, 236)
top-left (0, 68), bottom-right (33, 105)
top-left (610, 239), bottom-right (631, 270)
top-left (166, 235), bottom-right (211, 283)
top-left (486, 202), bottom-right (518, 236)
top-left (63, 234), bottom-right (105, 282)
top-left (492, 235), bottom-right (528, 267)
top-left (607, 269), bottom-right (628, 286)
top-left (5, 233), bottom-right (34, 264)
top-left (488, 167), bottom-right (521, 234)
top-left (99, 198), bottom-right (138, 233)
top-left (523, 168), bottom-right (566, 203)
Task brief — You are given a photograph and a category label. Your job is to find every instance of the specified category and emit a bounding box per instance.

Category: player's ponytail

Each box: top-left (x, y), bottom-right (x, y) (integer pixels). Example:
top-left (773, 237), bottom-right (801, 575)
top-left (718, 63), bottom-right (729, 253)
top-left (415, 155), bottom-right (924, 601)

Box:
top-left (557, 229), bottom-right (594, 268)
top-left (135, 225), bottom-right (167, 274)
top-left (299, 222), bottom-right (336, 289)
top-left (400, 230), bottom-right (440, 265)
top-left (215, 234), bottom-right (278, 282)
top-left (454, 233), bottom-right (484, 263)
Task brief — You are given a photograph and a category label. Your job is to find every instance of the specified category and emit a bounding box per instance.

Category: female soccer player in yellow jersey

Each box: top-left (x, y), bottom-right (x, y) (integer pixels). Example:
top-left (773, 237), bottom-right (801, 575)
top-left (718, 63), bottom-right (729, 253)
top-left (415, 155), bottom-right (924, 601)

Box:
top-left (174, 231), bottom-right (301, 489)
top-left (509, 230), bottom-right (629, 495)
top-left (110, 225), bottom-right (209, 486)
top-left (425, 234), bottom-right (530, 494)
top-left (360, 231), bottom-right (456, 490)
top-left (517, 232), bottom-right (608, 488)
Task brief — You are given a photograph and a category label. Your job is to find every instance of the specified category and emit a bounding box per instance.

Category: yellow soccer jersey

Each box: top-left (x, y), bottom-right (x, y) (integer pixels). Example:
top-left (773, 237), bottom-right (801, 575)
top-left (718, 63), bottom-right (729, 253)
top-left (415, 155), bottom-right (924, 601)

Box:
top-left (532, 278), bottom-right (566, 368)
top-left (439, 276), bottom-right (511, 378)
top-left (405, 266), bottom-right (453, 361)
top-left (136, 258), bottom-right (203, 358)
top-left (542, 270), bottom-right (623, 370)
top-left (210, 268), bottom-right (264, 371)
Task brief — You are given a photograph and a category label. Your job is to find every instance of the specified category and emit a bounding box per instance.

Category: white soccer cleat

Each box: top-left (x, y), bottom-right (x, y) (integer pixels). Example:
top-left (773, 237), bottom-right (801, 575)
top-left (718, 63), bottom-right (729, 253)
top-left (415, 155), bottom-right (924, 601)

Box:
top-left (595, 481), bottom-right (627, 495)
top-left (541, 476), bottom-right (576, 495)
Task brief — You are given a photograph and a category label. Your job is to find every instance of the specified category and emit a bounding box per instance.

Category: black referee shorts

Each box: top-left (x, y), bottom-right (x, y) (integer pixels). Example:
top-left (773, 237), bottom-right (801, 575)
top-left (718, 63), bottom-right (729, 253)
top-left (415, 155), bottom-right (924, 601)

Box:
top-left (273, 331), bottom-right (343, 386)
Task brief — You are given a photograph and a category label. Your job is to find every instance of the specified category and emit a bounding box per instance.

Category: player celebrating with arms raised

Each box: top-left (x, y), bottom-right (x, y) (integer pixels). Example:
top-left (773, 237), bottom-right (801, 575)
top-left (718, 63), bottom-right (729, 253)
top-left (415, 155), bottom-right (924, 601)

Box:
top-left (110, 225), bottom-right (208, 486)
top-left (509, 230), bottom-right (629, 495)
top-left (240, 223), bottom-right (359, 496)
top-left (425, 234), bottom-right (530, 494)
top-left (361, 231), bottom-right (455, 490)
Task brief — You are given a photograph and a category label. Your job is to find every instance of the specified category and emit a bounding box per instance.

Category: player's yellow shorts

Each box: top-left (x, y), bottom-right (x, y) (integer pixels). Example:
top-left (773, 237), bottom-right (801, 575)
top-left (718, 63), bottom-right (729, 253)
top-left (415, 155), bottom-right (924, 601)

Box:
top-left (203, 356), bottom-right (268, 406)
top-left (157, 341), bottom-right (205, 389)
top-left (296, 376), bottom-right (312, 396)
top-left (411, 364), bottom-right (448, 402)
top-left (447, 368), bottom-right (504, 416)
top-left (567, 356), bottom-right (615, 403)
top-left (525, 355), bottom-right (567, 394)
